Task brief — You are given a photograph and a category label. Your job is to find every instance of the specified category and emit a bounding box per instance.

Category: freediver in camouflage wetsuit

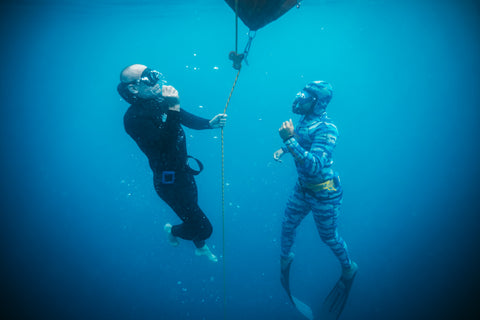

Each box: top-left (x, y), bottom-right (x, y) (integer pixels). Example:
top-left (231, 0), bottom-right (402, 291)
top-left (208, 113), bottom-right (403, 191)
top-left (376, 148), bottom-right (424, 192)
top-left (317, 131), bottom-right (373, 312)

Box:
top-left (274, 81), bottom-right (358, 317)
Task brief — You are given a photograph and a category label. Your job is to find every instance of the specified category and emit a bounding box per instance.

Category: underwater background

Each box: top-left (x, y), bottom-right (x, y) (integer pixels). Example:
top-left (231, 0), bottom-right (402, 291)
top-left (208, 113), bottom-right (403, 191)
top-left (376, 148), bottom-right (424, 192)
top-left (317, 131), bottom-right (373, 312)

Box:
top-left (1, 0), bottom-right (479, 319)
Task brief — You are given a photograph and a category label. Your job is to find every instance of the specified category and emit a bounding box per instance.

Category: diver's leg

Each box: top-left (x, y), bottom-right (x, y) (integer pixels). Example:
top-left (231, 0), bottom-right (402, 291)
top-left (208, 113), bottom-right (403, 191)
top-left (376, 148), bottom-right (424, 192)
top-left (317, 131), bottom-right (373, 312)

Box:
top-left (189, 212), bottom-right (213, 249)
top-left (315, 198), bottom-right (358, 319)
top-left (156, 172), bottom-right (216, 261)
top-left (154, 172), bottom-right (211, 243)
top-left (280, 183), bottom-right (312, 309)
top-left (168, 197), bottom-right (216, 262)
top-left (165, 173), bottom-right (212, 244)
top-left (170, 204), bottom-right (212, 247)
top-left (281, 183), bottom-right (311, 260)
top-left (179, 175), bottom-right (216, 261)
top-left (311, 197), bottom-right (353, 271)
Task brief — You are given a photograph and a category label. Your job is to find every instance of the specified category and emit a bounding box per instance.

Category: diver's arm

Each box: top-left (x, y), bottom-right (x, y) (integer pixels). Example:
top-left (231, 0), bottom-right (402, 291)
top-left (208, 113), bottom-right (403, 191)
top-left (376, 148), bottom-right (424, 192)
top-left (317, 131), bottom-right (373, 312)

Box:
top-left (180, 109), bottom-right (211, 130)
top-left (180, 109), bottom-right (228, 130)
top-left (283, 125), bottom-right (337, 176)
top-left (162, 85), bottom-right (182, 143)
top-left (283, 137), bottom-right (325, 175)
top-left (165, 109), bottom-right (181, 130)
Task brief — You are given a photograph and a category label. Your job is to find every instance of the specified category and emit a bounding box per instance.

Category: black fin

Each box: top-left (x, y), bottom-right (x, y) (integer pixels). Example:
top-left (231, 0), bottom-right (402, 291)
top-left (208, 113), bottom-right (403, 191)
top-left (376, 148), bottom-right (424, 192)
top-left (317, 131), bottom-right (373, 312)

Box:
top-left (281, 258), bottom-right (314, 320)
top-left (319, 273), bottom-right (357, 320)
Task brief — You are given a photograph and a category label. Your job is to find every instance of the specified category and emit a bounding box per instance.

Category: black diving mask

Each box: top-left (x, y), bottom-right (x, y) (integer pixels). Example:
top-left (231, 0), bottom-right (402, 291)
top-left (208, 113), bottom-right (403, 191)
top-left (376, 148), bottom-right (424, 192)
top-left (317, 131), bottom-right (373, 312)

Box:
top-left (138, 68), bottom-right (164, 86)
top-left (125, 68), bottom-right (165, 87)
top-left (292, 89), bottom-right (317, 115)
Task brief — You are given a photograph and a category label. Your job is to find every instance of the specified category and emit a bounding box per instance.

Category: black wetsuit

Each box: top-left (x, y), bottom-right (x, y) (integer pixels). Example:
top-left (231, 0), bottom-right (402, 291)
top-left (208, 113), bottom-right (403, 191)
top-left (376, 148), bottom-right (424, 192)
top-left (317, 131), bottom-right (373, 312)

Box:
top-left (124, 99), bottom-right (212, 248)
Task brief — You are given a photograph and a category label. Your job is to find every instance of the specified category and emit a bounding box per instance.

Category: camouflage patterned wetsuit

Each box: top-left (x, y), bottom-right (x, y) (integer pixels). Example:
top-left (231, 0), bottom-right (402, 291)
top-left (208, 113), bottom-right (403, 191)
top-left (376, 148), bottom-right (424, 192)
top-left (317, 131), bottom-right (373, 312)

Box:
top-left (281, 111), bottom-right (352, 269)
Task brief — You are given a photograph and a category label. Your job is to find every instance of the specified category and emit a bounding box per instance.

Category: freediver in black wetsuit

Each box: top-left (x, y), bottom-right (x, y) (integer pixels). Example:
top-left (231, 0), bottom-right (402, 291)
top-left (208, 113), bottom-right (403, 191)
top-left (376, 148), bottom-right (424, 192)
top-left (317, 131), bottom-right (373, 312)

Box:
top-left (117, 64), bottom-right (227, 262)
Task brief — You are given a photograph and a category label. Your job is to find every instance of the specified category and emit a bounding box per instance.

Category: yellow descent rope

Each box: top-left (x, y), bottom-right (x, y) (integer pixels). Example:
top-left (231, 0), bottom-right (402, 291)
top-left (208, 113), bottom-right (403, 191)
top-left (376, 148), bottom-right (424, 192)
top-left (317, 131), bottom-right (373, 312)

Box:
top-left (221, 68), bottom-right (240, 320)
top-left (222, 2), bottom-right (240, 319)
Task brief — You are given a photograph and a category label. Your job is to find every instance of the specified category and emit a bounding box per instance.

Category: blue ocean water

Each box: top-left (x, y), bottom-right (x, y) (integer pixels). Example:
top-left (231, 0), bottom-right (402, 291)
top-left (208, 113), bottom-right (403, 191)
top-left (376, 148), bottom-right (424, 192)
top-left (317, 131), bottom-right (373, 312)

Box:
top-left (1, 0), bottom-right (479, 319)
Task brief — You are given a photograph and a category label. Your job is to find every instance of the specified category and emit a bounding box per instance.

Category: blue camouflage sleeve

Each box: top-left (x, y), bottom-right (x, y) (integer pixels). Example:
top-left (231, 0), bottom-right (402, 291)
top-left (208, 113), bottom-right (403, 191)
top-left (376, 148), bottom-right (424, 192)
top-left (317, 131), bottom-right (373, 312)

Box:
top-left (283, 123), bottom-right (338, 176)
